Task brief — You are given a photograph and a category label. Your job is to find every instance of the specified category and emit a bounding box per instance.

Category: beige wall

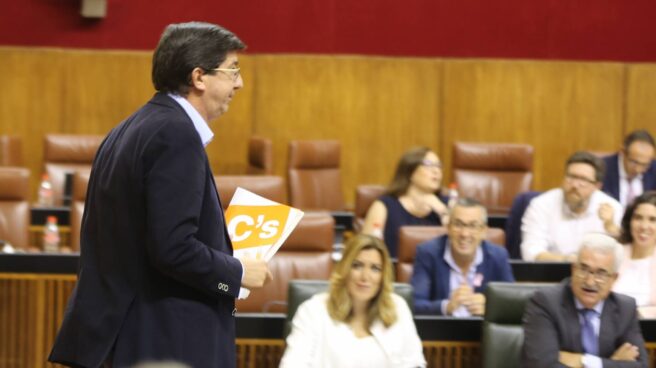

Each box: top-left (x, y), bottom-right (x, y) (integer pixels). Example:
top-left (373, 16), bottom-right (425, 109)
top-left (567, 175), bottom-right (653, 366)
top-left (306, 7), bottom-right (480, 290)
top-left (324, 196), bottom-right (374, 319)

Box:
top-left (0, 47), bottom-right (653, 205)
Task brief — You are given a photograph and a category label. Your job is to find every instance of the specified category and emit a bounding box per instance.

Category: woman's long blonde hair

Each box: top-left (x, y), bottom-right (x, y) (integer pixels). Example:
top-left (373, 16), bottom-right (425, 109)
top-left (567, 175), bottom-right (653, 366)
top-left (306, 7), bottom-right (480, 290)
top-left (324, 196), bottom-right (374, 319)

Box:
top-left (327, 234), bottom-right (397, 328)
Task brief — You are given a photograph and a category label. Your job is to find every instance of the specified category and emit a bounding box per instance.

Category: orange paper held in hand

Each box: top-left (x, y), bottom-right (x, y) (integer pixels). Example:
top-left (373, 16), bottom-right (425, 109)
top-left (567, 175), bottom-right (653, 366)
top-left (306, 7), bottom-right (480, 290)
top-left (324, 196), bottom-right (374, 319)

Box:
top-left (225, 187), bottom-right (304, 261)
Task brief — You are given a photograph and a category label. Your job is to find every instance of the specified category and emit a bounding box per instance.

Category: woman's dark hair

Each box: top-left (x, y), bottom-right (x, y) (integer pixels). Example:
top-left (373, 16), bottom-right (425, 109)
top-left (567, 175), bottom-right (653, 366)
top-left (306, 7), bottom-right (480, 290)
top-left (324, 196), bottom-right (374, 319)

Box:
top-left (152, 22), bottom-right (246, 95)
top-left (619, 191), bottom-right (656, 244)
top-left (385, 147), bottom-right (434, 197)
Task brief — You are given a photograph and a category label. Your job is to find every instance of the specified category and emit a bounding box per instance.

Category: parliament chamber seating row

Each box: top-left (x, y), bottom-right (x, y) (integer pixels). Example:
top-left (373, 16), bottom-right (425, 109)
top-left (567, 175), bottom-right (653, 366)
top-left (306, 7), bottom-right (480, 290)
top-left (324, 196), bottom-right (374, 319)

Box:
top-left (4, 134), bottom-right (623, 367)
top-left (1, 132), bottom-right (538, 212)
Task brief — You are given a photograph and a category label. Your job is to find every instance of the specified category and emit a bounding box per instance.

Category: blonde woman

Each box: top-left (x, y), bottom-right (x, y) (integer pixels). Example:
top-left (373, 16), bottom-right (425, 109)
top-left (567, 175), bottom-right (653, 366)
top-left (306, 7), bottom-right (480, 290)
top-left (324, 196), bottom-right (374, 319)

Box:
top-left (280, 235), bottom-right (425, 368)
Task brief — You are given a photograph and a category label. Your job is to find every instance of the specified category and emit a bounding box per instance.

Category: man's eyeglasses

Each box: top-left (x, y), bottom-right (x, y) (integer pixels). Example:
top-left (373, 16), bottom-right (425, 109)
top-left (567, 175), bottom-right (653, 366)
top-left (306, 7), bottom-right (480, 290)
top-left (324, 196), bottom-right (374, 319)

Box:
top-left (421, 160), bottom-right (442, 169)
top-left (573, 263), bottom-right (614, 283)
top-left (564, 173), bottom-right (597, 186)
top-left (450, 220), bottom-right (485, 231)
top-left (211, 67), bottom-right (241, 82)
top-left (625, 156), bottom-right (651, 169)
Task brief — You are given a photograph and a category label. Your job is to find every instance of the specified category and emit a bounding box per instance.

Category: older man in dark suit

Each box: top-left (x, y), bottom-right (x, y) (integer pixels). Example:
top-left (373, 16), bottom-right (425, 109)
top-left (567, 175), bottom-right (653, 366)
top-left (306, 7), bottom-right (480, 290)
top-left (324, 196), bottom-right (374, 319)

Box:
top-left (522, 233), bottom-right (648, 368)
top-left (602, 130), bottom-right (656, 207)
top-left (49, 22), bottom-right (271, 368)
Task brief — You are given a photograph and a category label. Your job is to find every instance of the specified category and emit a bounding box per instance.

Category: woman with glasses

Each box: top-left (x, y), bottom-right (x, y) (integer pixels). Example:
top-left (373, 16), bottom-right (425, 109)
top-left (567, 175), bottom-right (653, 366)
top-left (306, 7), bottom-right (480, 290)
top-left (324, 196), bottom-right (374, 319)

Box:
top-left (280, 235), bottom-right (426, 368)
top-left (613, 191), bottom-right (656, 318)
top-left (362, 147), bottom-right (447, 258)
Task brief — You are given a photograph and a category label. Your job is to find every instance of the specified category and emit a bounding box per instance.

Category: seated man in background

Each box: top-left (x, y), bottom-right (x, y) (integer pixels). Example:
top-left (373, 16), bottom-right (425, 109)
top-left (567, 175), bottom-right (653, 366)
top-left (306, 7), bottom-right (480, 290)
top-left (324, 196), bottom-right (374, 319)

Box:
top-left (521, 151), bottom-right (623, 262)
top-left (411, 198), bottom-right (514, 316)
top-left (522, 233), bottom-right (648, 368)
top-left (602, 129), bottom-right (656, 207)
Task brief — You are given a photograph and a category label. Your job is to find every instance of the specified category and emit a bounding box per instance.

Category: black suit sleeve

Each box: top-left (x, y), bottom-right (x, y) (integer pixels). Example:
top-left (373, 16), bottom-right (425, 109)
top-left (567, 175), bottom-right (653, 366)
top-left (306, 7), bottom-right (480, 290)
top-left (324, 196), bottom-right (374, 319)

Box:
top-left (521, 292), bottom-right (567, 368)
top-left (143, 118), bottom-right (242, 299)
top-left (599, 301), bottom-right (648, 368)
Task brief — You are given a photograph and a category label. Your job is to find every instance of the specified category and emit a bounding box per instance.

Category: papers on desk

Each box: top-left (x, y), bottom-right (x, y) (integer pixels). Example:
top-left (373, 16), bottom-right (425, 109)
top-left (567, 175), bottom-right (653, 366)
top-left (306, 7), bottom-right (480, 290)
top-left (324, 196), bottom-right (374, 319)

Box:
top-left (225, 187), bottom-right (304, 298)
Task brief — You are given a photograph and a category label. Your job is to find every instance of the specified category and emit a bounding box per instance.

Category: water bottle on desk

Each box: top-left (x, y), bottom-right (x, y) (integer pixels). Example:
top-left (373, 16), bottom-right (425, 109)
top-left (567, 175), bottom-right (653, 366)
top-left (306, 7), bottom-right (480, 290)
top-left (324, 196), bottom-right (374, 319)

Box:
top-left (43, 216), bottom-right (60, 253)
top-left (37, 173), bottom-right (55, 207)
top-left (447, 182), bottom-right (459, 209)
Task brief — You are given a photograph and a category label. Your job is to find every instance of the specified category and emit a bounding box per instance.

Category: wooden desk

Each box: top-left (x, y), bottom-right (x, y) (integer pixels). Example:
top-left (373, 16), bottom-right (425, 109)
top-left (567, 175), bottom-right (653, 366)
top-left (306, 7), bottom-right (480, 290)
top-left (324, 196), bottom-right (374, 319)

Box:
top-left (1, 256), bottom-right (655, 368)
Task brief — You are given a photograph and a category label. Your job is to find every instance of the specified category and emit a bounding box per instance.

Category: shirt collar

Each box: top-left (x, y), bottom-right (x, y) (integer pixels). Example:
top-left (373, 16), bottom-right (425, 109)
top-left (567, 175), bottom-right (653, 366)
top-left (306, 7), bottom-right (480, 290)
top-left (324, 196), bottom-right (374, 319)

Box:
top-left (167, 93), bottom-right (214, 147)
top-left (618, 153), bottom-right (643, 181)
top-left (574, 297), bottom-right (604, 315)
top-left (560, 188), bottom-right (595, 218)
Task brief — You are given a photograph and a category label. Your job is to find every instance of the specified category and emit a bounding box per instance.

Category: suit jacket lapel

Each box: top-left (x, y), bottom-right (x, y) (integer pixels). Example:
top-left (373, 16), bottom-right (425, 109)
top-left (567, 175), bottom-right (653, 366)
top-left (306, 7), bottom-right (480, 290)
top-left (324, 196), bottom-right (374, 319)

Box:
top-left (436, 238), bottom-right (450, 298)
top-left (598, 295), bottom-right (618, 357)
top-left (608, 156), bottom-right (621, 199)
top-left (562, 285), bottom-right (584, 352)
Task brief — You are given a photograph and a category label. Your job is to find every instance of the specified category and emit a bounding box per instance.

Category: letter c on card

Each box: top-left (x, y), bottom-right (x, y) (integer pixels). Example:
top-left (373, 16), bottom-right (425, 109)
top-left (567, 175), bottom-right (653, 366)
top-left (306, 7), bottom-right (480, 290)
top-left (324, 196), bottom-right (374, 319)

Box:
top-left (228, 215), bottom-right (254, 242)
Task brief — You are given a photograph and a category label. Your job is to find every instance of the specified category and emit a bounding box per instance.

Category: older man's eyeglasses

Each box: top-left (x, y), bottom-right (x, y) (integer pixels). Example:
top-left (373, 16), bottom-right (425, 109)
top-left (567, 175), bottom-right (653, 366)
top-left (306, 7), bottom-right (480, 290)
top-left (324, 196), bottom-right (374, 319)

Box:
top-left (211, 67), bottom-right (241, 82)
top-left (573, 263), bottom-right (614, 283)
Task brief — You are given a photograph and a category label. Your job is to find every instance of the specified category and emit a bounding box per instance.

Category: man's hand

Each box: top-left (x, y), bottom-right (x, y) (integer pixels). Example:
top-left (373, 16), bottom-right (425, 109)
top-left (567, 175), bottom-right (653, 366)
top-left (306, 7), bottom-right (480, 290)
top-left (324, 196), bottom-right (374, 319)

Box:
top-left (463, 292), bottom-right (486, 316)
top-left (611, 342), bottom-right (639, 361)
top-left (598, 203), bottom-right (620, 237)
top-left (240, 257), bottom-right (272, 289)
top-left (446, 284), bottom-right (473, 315)
top-left (558, 351), bottom-right (583, 368)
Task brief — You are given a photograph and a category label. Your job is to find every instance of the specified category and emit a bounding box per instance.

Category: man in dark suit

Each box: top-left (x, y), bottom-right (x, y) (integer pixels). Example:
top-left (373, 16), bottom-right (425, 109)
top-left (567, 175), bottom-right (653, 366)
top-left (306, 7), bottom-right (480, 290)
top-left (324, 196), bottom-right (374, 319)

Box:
top-left (602, 129), bottom-right (656, 207)
top-left (49, 22), bottom-right (271, 368)
top-left (522, 233), bottom-right (648, 368)
top-left (411, 198), bottom-right (514, 316)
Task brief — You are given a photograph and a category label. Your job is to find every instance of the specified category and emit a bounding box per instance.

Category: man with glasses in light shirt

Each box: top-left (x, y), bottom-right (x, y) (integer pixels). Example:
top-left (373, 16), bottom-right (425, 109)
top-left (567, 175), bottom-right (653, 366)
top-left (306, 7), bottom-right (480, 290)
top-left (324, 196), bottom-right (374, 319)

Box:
top-left (522, 233), bottom-right (648, 368)
top-left (411, 198), bottom-right (514, 316)
top-left (49, 22), bottom-right (271, 368)
top-left (521, 151), bottom-right (623, 262)
top-left (602, 130), bottom-right (656, 207)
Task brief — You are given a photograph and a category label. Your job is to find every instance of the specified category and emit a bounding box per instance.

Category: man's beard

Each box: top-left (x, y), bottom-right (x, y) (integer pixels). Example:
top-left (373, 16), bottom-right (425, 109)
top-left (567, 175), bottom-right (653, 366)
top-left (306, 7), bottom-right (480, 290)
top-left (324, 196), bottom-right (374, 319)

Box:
top-left (565, 191), bottom-right (588, 213)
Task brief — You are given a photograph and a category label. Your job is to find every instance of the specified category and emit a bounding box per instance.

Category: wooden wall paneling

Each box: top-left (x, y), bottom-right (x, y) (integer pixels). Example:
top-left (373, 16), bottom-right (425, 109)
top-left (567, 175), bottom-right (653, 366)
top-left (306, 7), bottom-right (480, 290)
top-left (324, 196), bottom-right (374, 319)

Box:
top-left (252, 55), bottom-right (442, 206)
top-left (207, 54), bottom-right (256, 176)
top-left (626, 64), bottom-right (656, 135)
top-left (60, 49), bottom-right (152, 134)
top-left (441, 59), bottom-right (625, 191)
top-left (0, 47), bottom-right (66, 202)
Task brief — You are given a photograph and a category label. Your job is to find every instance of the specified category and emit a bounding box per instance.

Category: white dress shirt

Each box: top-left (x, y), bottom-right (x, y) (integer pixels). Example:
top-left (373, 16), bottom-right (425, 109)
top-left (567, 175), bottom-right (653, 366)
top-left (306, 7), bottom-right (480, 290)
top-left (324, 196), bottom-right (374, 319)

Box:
top-left (441, 242), bottom-right (483, 316)
top-left (520, 188), bottom-right (622, 261)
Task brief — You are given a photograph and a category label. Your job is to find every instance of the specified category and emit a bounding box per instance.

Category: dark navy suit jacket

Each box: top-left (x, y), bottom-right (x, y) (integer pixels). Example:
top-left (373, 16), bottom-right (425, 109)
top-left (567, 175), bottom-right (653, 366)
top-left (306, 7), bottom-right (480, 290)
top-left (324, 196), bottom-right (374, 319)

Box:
top-left (49, 93), bottom-right (242, 368)
top-left (602, 153), bottom-right (656, 202)
top-left (411, 235), bottom-right (515, 315)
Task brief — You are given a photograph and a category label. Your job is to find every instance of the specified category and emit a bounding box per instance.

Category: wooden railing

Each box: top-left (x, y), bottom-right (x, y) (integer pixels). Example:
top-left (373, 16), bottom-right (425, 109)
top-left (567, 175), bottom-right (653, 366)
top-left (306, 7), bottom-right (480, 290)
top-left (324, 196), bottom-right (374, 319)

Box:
top-left (1, 273), bottom-right (655, 368)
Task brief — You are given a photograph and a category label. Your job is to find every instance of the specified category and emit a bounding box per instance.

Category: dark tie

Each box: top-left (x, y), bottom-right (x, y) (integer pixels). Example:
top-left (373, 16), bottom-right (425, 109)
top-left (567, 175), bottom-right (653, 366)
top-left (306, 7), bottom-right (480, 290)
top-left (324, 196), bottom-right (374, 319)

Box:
top-left (580, 309), bottom-right (598, 355)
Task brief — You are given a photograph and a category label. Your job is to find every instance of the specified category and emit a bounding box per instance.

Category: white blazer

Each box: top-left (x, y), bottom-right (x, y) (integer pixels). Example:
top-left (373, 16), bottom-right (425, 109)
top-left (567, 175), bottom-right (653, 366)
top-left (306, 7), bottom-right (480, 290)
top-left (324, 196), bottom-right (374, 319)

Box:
top-left (279, 292), bottom-right (426, 368)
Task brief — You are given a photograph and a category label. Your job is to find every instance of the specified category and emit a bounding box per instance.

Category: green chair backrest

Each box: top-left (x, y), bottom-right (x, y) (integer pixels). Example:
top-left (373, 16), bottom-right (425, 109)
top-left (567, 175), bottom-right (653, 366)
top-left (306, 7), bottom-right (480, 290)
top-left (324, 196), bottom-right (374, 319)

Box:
top-left (482, 282), bottom-right (556, 368)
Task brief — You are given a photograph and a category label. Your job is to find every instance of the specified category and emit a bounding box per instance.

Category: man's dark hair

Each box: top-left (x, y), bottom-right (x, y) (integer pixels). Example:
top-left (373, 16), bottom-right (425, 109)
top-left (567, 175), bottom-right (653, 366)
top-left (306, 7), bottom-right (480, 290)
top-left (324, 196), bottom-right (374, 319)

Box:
top-left (450, 197), bottom-right (488, 224)
top-left (152, 22), bottom-right (246, 95)
top-left (565, 151), bottom-right (606, 183)
top-left (623, 129), bottom-right (655, 149)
